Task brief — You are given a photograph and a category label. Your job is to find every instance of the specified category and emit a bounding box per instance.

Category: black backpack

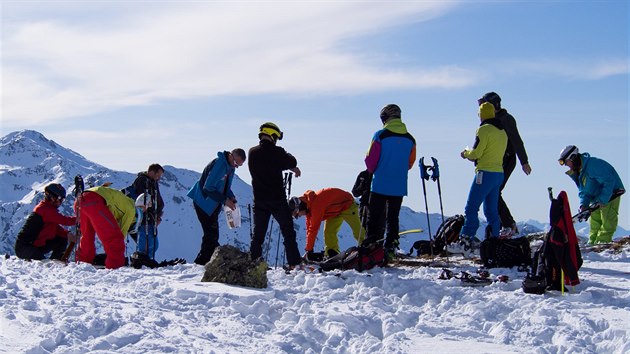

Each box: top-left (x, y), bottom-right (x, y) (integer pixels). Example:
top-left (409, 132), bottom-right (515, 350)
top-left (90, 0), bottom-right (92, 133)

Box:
top-left (410, 214), bottom-right (464, 256)
top-left (479, 236), bottom-right (532, 268)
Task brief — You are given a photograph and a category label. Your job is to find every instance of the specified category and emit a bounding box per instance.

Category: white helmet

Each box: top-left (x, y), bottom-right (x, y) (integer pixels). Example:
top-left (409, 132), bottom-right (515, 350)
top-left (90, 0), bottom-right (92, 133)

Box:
top-left (558, 145), bottom-right (579, 165)
top-left (135, 193), bottom-right (153, 208)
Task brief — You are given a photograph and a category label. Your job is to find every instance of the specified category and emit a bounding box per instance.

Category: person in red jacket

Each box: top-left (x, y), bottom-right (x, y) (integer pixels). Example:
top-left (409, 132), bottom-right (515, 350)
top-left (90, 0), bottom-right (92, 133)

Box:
top-left (289, 188), bottom-right (365, 260)
top-left (14, 183), bottom-right (77, 260)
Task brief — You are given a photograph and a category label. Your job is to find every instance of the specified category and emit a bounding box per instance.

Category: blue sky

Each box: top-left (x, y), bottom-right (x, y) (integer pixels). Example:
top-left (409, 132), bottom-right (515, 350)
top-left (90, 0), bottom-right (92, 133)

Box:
top-left (2, 1), bottom-right (628, 229)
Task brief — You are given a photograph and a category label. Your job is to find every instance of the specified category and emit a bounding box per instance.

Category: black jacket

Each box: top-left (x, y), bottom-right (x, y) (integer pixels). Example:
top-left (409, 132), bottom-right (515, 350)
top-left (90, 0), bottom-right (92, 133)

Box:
top-left (495, 109), bottom-right (529, 165)
top-left (132, 172), bottom-right (164, 222)
top-left (248, 140), bottom-right (297, 201)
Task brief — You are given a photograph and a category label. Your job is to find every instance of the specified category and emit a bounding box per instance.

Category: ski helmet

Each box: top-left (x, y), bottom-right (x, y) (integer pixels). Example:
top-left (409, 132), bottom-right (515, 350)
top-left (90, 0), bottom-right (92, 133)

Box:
top-left (44, 183), bottom-right (66, 200)
top-left (259, 122), bottom-right (283, 141)
top-left (478, 92), bottom-right (501, 110)
top-left (558, 145), bottom-right (579, 165)
top-left (380, 104), bottom-right (401, 122)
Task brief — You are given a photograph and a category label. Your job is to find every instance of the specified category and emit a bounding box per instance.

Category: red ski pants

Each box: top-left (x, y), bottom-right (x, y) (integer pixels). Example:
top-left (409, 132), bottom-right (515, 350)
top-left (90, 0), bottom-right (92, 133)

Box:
top-left (76, 191), bottom-right (126, 269)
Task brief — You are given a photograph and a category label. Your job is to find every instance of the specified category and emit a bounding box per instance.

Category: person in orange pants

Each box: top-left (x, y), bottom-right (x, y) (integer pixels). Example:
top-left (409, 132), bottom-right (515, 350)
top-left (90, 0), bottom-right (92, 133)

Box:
top-left (76, 186), bottom-right (142, 269)
top-left (289, 188), bottom-right (365, 260)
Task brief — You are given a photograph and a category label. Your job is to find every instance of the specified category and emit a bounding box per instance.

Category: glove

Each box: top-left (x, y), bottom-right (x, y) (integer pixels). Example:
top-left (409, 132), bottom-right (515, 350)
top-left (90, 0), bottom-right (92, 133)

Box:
top-left (590, 202), bottom-right (604, 210)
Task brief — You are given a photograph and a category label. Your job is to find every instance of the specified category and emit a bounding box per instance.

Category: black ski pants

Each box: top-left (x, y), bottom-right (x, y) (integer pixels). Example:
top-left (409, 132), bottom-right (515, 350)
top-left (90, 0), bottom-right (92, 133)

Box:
top-left (499, 153), bottom-right (517, 228)
top-left (193, 203), bottom-right (221, 265)
top-left (365, 192), bottom-right (403, 249)
top-left (15, 237), bottom-right (67, 261)
top-left (250, 199), bottom-right (301, 266)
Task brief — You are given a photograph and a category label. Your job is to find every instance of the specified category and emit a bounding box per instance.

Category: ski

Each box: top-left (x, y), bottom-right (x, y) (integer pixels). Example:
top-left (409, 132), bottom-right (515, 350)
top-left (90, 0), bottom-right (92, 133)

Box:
top-left (61, 175), bottom-right (84, 263)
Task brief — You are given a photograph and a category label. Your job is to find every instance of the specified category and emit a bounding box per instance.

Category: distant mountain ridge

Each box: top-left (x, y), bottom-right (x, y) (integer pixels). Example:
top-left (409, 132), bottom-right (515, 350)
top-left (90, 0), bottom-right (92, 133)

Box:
top-left (6, 129), bottom-right (620, 262)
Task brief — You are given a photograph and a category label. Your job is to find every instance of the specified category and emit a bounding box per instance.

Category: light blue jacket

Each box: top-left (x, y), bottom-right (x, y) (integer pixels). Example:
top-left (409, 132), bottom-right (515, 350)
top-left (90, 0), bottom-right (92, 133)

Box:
top-left (567, 153), bottom-right (624, 207)
top-left (187, 152), bottom-right (236, 215)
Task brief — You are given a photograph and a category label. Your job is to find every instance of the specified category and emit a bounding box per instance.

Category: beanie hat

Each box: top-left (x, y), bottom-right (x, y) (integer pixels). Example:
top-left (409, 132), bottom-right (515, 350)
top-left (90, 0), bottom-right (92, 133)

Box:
top-left (478, 102), bottom-right (495, 120)
top-left (478, 92), bottom-right (501, 110)
top-left (380, 104), bottom-right (401, 123)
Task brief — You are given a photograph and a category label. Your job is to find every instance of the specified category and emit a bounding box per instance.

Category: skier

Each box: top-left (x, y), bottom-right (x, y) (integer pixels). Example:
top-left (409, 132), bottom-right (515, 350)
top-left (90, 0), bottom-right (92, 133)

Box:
top-left (478, 92), bottom-right (531, 238)
top-left (363, 104), bottom-right (416, 261)
top-left (288, 188), bottom-right (365, 260)
top-left (14, 183), bottom-right (77, 261)
top-left (188, 149), bottom-right (246, 265)
top-left (76, 186), bottom-right (149, 269)
top-left (454, 102), bottom-right (507, 255)
top-left (125, 164), bottom-right (165, 260)
top-left (248, 122), bottom-right (302, 268)
top-left (558, 145), bottom-right (625, 244)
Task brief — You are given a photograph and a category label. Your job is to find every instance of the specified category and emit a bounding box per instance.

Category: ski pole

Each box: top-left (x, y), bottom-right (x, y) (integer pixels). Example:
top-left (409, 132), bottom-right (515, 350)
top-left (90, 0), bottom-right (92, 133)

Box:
top-left (144, 180), bottom-right (150, 256)
top-left (430, 157), bottom-right (445, 224)
top-left (152, 184), bottom-right (158, 260)
top-left (248, 203), bottom-right (253, 243)
top-left (419, 158), bottom-right (433, 256)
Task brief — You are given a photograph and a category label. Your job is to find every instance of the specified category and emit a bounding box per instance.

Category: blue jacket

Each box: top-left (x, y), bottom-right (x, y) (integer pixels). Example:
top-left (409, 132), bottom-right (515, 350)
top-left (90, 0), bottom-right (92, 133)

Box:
top-left (187, 151), bottom-right (236, 215)
top-left (567, 153), bottom-right (624, 207)
top-left (364, 119), bottom-right (416, 196)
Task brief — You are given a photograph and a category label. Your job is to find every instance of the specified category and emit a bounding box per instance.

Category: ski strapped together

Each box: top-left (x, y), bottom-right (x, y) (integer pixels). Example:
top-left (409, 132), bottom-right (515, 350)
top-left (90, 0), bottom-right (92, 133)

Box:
top-left (418, 157), bottom-right (446, 257)
top-left (61, 175), bottom-right (84, 263)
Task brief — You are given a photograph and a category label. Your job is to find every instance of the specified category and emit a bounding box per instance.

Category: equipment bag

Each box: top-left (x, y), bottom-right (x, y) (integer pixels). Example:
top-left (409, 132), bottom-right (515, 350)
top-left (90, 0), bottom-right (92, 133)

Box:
top-left (480, 236), bottom-right (532, 268)
top-left (319, 244), bottom-right (385, 272)
top-left (433, 214), bottom-right (464, 251)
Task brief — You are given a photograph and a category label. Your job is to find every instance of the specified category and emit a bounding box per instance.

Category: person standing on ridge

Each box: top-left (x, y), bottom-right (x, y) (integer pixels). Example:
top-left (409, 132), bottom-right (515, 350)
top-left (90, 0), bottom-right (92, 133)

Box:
top-left (124, 164), bottom-right (165, 260)
top-left (363, 104), bottom-right (416, 261)
top-left (188, 149), bottom-right (246, 265)
top-left (454, 102), bottom-right (508, 256)
top-left (248, 122), bottom-right (302, 268)
top-left (478, 92), bottom-right (531, 238)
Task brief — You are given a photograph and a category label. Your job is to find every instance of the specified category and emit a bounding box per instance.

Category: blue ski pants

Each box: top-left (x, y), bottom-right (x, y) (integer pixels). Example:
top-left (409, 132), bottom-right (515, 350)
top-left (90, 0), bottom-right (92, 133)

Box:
top-left (136, 223), bottom-right (159, 258)
top-left (461, 170), bottom-right (504, 239)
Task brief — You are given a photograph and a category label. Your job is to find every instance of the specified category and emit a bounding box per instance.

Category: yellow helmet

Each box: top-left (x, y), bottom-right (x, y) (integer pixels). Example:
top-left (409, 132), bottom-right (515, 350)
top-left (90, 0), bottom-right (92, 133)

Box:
top-left (259, 122), bottom-right (283, 141)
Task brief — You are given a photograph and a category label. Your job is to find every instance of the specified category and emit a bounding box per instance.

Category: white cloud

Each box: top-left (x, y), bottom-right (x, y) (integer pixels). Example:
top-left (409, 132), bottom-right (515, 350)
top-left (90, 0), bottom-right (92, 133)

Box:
top-left (498, 58), bottom-right (629, 80)
top-left (2, 1), bottom-right (473, 125)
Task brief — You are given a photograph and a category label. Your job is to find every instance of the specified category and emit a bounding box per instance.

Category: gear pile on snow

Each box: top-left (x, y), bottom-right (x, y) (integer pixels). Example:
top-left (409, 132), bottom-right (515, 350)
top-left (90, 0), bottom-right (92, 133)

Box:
top-left (201, 245), bottom-right (268, 288)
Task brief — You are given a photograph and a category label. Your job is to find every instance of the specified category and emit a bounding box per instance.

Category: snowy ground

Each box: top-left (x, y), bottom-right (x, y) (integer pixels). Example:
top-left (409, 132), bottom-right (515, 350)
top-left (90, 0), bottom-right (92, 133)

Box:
top-left (1, 247), bottom-right (629, 354)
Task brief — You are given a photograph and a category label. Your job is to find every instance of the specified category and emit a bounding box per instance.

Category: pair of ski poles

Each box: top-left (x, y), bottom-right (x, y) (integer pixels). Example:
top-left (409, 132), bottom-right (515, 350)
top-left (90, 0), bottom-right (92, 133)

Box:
top-left (419, 157), bottom-right (445, 257)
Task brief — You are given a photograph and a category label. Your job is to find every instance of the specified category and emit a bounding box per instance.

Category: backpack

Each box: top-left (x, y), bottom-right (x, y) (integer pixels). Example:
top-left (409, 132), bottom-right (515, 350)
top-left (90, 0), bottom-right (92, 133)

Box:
top-left (319, 244), bottom-right (385, 272)
top-left (523, 190), bottom-right (583, 294)
top-left (479, 236), bottom-right (532, 268)
top-left (433, 214), bottom-right (464, 251)
top-left (121, 185), bottom-right (138, 200)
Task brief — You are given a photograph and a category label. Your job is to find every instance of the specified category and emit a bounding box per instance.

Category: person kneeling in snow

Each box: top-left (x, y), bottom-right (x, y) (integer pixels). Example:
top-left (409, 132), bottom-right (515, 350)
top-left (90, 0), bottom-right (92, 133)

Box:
top-left (289, 188), bottom-right (365, 261)
top-left (15, 183), bottom-right (78, 261)
top-left (76, 186), bottom-right (149, 269)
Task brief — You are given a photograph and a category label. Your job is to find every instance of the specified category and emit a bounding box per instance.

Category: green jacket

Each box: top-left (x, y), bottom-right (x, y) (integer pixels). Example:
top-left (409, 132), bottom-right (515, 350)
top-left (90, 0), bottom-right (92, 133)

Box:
top-left (88, 186), bottom-right (137, 235)
top-left (464, 118), bottom-right (508, 173)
